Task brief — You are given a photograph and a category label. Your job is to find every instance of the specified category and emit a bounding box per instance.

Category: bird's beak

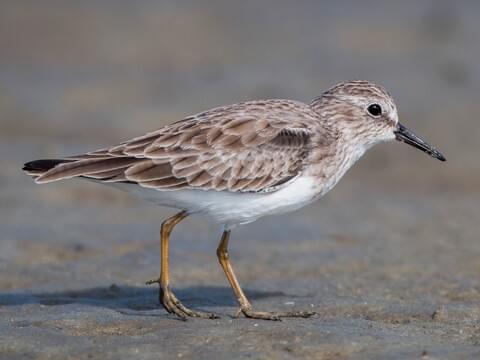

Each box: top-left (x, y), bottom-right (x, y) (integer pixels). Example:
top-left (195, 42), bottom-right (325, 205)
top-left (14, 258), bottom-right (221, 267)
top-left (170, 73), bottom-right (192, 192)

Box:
top-left (394, 122), bottom-right (446, 161)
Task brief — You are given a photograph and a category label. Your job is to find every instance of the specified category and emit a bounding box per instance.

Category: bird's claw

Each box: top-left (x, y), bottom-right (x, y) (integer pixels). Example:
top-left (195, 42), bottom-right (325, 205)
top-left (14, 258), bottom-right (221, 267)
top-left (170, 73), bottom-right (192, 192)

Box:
top-left (160, 286), bottom-right (219, 320)
top-left (145, 278), bottom-right (160, 285)
top-left (238, 306), bottom-right (316, 321)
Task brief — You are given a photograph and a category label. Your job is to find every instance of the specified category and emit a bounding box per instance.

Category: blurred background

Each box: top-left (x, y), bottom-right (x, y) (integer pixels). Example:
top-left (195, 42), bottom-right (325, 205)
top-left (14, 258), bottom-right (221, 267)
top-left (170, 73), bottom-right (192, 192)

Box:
top-left (1, 1), bottom-right (480, 358)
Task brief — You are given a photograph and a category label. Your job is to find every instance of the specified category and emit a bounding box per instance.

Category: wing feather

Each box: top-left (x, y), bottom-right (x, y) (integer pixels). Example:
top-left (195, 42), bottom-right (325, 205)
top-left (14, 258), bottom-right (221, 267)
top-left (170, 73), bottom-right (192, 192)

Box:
top-left (35, 100), bottom-right (323, 192)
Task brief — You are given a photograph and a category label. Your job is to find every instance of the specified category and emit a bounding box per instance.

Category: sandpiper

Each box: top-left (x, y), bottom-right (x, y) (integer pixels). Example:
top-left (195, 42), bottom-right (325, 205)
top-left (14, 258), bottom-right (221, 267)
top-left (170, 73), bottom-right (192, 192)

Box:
top-left (23, 80), bottom-right (445, 320)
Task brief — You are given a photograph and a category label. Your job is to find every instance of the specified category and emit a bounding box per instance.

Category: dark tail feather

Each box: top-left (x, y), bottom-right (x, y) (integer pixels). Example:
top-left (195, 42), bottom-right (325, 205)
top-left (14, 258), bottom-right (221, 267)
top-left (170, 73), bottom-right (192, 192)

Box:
top-left (23, 159), bottom-right (72, 178)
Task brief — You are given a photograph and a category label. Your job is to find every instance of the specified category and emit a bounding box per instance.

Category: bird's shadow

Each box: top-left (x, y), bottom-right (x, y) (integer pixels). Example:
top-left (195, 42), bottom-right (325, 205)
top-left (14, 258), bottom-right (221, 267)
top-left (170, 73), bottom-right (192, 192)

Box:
top-left (0, 284), bottom-right (290, 317)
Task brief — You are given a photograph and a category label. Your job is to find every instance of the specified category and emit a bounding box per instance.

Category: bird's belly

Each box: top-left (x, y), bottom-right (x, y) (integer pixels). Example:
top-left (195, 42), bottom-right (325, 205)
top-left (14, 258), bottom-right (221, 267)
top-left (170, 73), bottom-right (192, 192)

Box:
top-left (117, 175), bottom-right (321, 228)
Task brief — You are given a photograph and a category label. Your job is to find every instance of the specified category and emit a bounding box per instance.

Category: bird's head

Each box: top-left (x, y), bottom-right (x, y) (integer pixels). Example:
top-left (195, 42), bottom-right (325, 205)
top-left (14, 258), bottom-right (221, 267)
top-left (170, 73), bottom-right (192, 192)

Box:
top-left (311, 80), bottom-right (445, 161)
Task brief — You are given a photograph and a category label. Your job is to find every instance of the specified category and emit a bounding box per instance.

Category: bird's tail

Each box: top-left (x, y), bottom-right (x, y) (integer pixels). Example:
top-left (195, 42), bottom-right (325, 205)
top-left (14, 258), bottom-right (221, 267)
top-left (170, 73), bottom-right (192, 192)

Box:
top-left (23, 156), bottom-right (139, 184)
top-left (22, 159), bottom-right (73, 181)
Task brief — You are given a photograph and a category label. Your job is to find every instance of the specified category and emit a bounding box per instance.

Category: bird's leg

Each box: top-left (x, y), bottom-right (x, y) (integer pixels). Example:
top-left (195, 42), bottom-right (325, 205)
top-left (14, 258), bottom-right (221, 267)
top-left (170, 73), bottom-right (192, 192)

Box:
top-left (216, 230), bottom-right (316, 321)
top-left (146, 211), bottom-right (218, 319)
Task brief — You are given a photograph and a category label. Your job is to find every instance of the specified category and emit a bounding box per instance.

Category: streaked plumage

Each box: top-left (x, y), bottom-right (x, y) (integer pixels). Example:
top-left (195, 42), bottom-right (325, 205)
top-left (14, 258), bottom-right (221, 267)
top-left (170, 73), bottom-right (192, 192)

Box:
top-left (28, 100), bottom-right (322, 194)
top-left (23, 80), bottom-right (446, 320)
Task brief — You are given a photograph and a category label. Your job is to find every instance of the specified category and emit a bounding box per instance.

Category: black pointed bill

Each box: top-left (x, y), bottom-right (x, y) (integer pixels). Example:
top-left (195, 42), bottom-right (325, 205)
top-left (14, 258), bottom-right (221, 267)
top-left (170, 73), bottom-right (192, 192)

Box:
top-left (395, 123), bottom-right (446, 161)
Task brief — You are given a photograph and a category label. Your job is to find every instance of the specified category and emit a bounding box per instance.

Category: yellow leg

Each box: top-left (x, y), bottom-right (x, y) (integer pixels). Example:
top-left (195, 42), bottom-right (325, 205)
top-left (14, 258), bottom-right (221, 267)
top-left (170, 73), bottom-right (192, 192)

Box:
top-left (216, 230), bottom-right (316, 320)
top-left (146, 211), bottom-right (218, 319)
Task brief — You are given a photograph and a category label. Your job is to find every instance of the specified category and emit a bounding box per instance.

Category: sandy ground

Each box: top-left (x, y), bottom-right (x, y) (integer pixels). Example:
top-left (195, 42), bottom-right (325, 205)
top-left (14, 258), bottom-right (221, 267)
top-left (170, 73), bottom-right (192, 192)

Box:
top-left (1, 1), bottom-right (480, 359)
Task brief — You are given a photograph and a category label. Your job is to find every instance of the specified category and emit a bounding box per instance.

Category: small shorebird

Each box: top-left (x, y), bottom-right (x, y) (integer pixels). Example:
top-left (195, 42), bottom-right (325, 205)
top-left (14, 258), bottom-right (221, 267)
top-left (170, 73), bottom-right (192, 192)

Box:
top-left (23, 80), bottom-right (445, 320)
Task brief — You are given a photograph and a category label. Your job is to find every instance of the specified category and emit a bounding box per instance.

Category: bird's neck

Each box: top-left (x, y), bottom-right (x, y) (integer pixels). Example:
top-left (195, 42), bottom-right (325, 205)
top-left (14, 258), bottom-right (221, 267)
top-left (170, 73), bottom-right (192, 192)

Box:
top-left (305, 122), bottom-right (368, 197)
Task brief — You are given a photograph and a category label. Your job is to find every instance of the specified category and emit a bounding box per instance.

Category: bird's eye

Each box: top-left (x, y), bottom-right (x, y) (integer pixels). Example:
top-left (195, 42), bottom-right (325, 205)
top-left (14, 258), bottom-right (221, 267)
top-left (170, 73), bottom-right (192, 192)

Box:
top-left (367, 103), bottom-right (382, 117)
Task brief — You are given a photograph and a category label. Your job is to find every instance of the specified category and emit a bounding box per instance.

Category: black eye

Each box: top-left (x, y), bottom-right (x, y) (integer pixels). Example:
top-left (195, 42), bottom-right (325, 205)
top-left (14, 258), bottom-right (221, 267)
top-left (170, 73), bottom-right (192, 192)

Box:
top-left (367, 103), bottom-right (382, 117)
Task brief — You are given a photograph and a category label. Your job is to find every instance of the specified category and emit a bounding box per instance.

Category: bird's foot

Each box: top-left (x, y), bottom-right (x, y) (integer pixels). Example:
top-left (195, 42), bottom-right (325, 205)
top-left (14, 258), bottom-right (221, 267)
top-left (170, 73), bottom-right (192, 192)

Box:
top-left (146, 279), bottom-right (219, 320)
top-left (236, 306), bottom-right (316, 321)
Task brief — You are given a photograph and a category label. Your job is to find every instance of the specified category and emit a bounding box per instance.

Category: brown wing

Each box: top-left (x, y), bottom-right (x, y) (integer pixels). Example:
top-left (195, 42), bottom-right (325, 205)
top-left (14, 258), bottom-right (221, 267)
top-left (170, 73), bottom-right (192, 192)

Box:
top-left (35, 100), bottom-right (317, 193)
